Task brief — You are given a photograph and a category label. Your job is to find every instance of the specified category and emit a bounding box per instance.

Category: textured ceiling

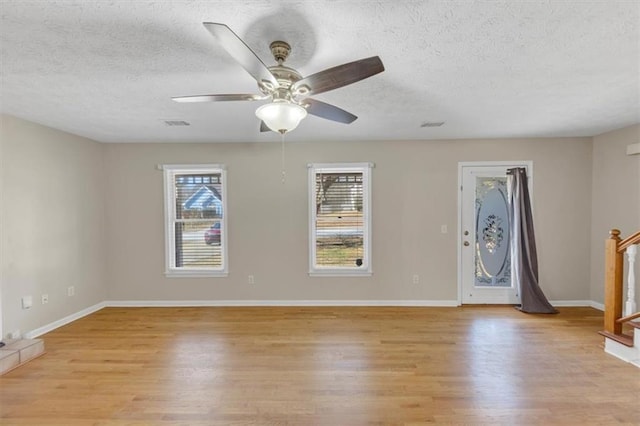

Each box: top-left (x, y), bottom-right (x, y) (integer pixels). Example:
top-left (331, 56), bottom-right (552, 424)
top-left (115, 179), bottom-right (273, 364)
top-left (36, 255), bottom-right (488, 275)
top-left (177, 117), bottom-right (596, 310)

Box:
top-left (1, 0), bottom-right (638, 143)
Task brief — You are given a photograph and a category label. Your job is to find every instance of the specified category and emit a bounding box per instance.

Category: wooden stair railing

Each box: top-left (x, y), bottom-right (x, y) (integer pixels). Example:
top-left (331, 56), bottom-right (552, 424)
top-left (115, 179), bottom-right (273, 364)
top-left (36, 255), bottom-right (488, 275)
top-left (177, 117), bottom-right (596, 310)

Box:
top-left (616, 311), bottom-right (640, 324)
top-left (604, 229), bottom-right (640, 336)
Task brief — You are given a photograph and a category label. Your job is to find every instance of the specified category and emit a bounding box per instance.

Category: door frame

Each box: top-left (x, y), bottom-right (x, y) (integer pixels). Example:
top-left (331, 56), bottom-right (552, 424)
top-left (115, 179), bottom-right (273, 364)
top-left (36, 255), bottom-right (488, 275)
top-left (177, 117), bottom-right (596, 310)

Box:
top-left (457, 161), bottom-right (534, 305)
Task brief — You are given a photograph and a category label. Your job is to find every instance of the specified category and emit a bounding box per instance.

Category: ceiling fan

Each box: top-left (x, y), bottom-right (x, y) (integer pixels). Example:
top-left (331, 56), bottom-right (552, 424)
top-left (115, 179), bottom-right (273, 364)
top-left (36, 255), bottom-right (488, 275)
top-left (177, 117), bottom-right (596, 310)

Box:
top-left (172, 23), bottom-right (385, 134)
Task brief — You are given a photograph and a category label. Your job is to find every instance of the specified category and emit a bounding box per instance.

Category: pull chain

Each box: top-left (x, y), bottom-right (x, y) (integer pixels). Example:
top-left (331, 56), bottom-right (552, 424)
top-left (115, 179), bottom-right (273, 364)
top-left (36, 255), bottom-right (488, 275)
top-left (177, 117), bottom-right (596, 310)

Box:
top-left (280, 131), bottom-right (286, 184)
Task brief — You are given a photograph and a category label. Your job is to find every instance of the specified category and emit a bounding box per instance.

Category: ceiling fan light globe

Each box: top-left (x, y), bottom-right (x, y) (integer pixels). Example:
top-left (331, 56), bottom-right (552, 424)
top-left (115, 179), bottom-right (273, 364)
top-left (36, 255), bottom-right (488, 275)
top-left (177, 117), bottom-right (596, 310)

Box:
top-left (255, 102), bottom-right (307, 133)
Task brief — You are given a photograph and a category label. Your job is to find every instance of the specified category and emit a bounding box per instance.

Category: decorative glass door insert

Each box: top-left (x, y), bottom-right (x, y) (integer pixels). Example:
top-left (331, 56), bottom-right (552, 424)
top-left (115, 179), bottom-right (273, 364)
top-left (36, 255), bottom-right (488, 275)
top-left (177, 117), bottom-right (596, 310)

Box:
top-left (474, 176), bottom-right (511, 287)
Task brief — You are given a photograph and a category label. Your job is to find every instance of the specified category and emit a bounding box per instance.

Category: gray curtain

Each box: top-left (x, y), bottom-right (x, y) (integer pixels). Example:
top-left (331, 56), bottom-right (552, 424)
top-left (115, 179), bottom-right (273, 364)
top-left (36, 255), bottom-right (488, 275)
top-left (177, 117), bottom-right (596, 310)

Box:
top-left (508, 167), bottom-right (557, 314)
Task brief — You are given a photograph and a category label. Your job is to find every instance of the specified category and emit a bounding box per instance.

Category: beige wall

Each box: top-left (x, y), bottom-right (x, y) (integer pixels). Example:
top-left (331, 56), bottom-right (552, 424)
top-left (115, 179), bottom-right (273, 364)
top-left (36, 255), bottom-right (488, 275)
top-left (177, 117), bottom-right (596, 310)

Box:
top-left (104, 137), bottom-right (593, 303)
top-left (590, 124), bottom-right (640, 304)
top-left (0, 115), bottom-right (107, 338)
top-left (0, 114), bottom-right (603, 338)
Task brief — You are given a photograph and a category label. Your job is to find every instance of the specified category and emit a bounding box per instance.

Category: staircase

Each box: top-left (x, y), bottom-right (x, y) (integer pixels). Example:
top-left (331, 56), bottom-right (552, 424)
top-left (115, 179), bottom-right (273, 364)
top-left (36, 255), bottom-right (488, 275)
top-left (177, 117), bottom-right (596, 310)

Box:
top-left (599, 229), bottom-right (640, 367)
top-left (0, 338), bottom-right (45, 375)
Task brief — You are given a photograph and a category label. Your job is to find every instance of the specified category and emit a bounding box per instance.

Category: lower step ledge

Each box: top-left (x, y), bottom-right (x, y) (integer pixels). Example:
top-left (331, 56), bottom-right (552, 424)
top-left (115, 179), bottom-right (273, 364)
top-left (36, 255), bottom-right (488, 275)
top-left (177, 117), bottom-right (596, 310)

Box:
top-left (598, 330), bottom-right (634, 346)
top-left (0, 339), bottom-right (45, 375)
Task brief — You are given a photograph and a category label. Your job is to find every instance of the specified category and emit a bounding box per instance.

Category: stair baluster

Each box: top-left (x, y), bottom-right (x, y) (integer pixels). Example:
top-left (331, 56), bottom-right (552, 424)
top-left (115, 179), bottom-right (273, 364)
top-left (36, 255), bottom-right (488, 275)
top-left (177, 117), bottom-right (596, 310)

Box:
top-left (625, 244), bottom-right (637, 317)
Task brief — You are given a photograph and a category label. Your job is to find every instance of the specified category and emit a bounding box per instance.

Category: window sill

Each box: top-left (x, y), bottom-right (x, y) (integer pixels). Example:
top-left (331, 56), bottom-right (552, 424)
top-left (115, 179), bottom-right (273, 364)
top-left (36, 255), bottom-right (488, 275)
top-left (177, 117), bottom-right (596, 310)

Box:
top-left (309, 269), bottom-right (372, 278)
top-left (165, 270), bottom-right (228, 278)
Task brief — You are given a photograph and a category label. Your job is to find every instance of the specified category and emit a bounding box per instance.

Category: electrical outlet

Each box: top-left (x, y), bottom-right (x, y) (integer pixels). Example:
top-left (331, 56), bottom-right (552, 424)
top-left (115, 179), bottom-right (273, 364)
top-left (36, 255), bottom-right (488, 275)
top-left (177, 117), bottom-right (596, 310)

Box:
top-left (412, 274), bottom-right (419, 284)
top-left (248, 275), bottom-right (255, 284)
top-left (41, 294), bottom-right (49, 304)
top-left (441, 224), bottom-right (448, 234)
top-left (67, 286), bottom-right (75, 297)
top-left (9, 330), bottom-right (21, 339)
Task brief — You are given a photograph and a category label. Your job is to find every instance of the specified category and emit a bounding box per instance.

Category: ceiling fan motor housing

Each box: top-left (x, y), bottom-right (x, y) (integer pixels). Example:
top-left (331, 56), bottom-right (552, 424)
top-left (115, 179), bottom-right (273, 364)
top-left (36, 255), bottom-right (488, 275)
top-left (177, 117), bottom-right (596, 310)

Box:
top-left (260, 41), bottom-right (307, 102)
top-left (264, 65), bottom-right (303, 101)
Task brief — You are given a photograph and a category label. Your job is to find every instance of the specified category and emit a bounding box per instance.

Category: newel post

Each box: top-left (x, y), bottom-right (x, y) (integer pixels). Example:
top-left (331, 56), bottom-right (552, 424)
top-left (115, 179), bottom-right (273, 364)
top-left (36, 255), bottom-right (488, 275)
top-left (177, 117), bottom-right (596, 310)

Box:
top-left (604, 229), bottom-right (623, 334)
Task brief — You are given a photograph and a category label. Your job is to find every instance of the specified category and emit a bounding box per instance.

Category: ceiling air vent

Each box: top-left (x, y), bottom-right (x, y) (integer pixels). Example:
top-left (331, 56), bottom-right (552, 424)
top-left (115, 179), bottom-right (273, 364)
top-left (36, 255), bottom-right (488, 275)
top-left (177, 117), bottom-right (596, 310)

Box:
top-left (164, 120), bottom-right (190, 126)
top-left (420, 121), bottom-right (445, 128)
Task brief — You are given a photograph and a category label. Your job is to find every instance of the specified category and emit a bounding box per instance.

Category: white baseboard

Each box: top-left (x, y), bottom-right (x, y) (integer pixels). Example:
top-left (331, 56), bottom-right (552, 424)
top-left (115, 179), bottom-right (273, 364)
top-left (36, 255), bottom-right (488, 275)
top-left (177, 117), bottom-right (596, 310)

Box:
top-left (590, 301), bottom-right (605, 311)
top-left (550, 300), bottom-right (601, 309)
top-left (24, 301), bottom-right (107, 338)
top-left (105, 299), bottom-right (460, 307)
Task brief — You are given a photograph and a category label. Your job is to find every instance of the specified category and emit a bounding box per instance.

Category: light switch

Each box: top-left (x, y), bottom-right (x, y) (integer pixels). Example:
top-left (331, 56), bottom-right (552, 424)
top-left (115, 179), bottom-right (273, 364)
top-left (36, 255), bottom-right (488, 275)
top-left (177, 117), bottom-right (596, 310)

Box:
top-left (22, 296), bottom-right (33, 309)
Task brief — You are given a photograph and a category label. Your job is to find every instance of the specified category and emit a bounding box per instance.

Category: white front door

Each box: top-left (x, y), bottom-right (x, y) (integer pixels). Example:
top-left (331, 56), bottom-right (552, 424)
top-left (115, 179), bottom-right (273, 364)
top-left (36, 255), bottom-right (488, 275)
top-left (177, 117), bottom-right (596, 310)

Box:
top-left (459, 162), bottom-right (532, 304)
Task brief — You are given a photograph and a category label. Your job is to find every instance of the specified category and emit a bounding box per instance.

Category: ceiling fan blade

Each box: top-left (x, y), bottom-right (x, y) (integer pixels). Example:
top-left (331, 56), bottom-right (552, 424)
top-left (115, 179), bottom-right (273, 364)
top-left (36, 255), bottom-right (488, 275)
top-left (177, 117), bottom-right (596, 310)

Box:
top-left (172, 94), bottom-right (267, 103)
top-left (203, 23), bottom-right (279, 90)
top-left (292, 56), bottom-right (384, 97)
top-left (259, 121), bottom-right (270, 132)
top-left (303, 98), bottom-right (357, 124)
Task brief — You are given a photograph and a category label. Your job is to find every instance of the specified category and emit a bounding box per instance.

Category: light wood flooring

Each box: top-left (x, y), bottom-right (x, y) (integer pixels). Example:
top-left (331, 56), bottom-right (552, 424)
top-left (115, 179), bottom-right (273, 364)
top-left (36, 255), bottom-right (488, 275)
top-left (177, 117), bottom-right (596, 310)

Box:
top-left (1, 306), bottom-right (639, 425)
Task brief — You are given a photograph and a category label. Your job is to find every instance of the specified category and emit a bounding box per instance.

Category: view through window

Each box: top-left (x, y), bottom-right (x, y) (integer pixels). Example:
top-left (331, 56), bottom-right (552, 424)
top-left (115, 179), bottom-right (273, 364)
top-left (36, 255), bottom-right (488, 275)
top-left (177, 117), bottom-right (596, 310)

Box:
top-left (309, 163), bottom-right (372, 275)
top-left (164, 165), bottom-right (227, 276)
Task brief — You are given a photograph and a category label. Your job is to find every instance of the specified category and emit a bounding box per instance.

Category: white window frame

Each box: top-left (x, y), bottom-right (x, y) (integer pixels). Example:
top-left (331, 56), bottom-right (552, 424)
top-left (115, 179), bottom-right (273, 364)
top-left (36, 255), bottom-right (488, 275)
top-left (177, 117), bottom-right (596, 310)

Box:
top-left (308, 162), bottom-right (373, 277)
top-left (163, 164), bottom-right (228, 277)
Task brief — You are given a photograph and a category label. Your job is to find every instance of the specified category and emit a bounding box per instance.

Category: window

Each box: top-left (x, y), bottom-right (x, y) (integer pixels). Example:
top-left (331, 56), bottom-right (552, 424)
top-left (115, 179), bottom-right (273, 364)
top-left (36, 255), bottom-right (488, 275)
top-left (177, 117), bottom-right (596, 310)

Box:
top-left (308, 163), bottom-right (372, 276)
top-left (163, 164), bottom-right (227, 277)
